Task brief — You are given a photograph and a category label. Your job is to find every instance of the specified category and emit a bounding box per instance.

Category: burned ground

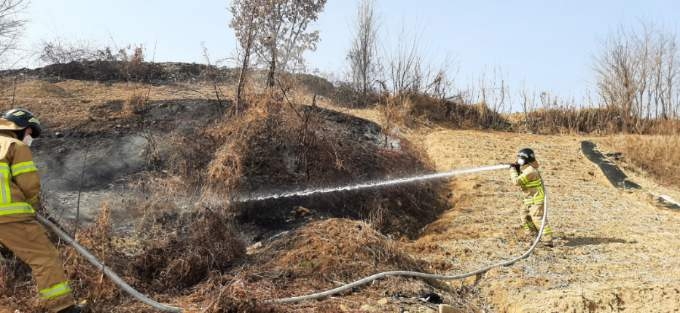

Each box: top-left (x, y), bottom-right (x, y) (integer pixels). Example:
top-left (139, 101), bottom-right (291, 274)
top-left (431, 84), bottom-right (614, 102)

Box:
top-left (0, 77), bottom-right (457, 312)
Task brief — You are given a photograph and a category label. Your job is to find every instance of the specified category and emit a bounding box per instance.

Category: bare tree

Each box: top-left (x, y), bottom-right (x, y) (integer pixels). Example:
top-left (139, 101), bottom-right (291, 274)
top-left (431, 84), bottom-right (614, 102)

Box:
top-left (659, 32), bottom-right (679, 119)
top-left (478, 67), bottom-right (509, 114)
top-left (244, 0), bottom-right (327, 88)
top-left (0, 0), bottom-right (27, 60)
top-left (201, 44), bottom-right (225, 107)
top-left (387, 27), bottom-right (423, 95)
top-left (347, 0), bottom-right (378, 106)
top-left (595, 23), bottom-right (680, 131)
top-left (229, 0), bottom-right (260, 110)
top-left (520, 86), bottom-right (536, 131)
top-left (383, 27), bottom-right (455, 100)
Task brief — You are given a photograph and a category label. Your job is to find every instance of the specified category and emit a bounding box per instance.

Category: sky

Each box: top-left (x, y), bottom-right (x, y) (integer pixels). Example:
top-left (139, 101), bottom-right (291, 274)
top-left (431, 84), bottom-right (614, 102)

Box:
top-left (11, 0), bottom-right (680, 106)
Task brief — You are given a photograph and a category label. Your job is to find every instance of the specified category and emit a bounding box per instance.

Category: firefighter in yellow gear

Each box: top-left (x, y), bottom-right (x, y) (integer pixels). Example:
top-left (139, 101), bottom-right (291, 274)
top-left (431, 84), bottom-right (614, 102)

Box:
top-left (510, 148), bottom-right (553, 247)
top-left (0, 109), bottom-right (82, 313)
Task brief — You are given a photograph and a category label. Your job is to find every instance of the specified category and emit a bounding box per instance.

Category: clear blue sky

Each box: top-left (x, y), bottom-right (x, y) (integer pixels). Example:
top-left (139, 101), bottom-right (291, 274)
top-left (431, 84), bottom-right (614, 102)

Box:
top-left (15, 0), bottom-right (680, 104)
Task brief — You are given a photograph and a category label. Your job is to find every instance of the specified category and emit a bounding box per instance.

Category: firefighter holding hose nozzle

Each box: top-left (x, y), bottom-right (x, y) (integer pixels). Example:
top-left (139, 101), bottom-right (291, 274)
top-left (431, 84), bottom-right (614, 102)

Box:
top-left (0, 109), bottom-right (84, 313)
top-left (510, 148), bottom-right (553, 247)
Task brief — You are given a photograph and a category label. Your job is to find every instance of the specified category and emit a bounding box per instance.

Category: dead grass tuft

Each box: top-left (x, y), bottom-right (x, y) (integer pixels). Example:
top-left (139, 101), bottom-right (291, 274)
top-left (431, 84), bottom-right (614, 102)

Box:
top-left (63, 204), bottom-right (126, 311)
top-left (259, 219), bottom-right (420, 281)
top-left (123, 92), bottom-right (147, 115)
top-left (247, 218), bottom-right (426, 297)
top-left (130, 209), bottom-right (245, 293)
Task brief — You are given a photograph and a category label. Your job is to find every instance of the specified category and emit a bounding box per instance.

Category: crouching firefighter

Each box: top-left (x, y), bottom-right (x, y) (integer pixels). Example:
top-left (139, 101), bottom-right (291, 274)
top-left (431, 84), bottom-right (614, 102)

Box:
top-left (510, 148), bottom-right (553, 247)
top-left (0, 109), bottom-right (83, 313)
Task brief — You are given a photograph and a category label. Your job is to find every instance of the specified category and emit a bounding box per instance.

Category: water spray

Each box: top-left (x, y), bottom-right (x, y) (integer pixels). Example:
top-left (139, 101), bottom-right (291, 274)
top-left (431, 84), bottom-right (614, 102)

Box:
top-left (236, 164), bottom-right (510, 203)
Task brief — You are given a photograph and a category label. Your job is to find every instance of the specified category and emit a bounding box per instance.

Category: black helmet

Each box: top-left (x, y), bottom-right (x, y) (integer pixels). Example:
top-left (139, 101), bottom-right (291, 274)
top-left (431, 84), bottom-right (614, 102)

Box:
top-left (517, 148), bottom-right (536, 164)
top-left (3, 108), bottom-right (42, 138)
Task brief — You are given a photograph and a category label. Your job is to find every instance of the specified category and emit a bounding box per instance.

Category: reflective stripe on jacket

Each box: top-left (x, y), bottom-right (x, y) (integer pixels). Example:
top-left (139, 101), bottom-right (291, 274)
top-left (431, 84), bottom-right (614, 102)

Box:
top-left (0, 130), bottom-right (40, 223)
top-left (510, 162), bottom-right (544, 205)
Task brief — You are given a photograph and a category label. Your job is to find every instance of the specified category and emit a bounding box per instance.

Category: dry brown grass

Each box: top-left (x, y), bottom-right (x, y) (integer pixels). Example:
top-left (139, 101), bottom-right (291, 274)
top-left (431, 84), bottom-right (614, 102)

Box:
top-left (641, 119), bottom-right (680, 135)
top-left (205, 97), bottom-right (448, 237)
top-left (0, 205), bottom-right (125, 312)
top-left (523, 107), bottom-right (680, 135)
top-left (524, 107), bottom-right (624, 134)
top-left (237, 218), bottom-right (431, 305)
top-left (0, 78), bottom-right (232, 132)
top-left (0, 246), bottom-right (35, 311)
top-left (129, 209), bottom-right (245, 293)
top-left (385, 93), bottom-right (510, 130)
top-left (66, 204), bottom-right (127, 312)
top-left (257, 219), bottom-right (423, 285)
top-left (604, 135), bottom-right (680, 188)
top-left (123, 92), bottom-right (147, 115)
top-left (73, 205), bottom-right (246, 312)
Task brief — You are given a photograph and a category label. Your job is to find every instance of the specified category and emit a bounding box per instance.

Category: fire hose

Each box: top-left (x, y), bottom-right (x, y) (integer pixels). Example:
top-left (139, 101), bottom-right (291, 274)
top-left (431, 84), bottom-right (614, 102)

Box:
top-left (36, 164), bottom-right (546, 311)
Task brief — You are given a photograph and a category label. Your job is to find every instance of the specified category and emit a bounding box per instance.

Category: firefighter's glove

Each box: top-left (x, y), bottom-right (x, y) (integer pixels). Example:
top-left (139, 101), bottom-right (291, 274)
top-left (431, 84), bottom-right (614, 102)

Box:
top-left (510, 163), bottom-right (521, 174)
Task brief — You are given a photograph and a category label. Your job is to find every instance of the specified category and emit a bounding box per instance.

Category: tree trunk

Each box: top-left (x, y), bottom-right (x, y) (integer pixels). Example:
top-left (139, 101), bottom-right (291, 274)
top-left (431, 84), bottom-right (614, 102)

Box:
top-left (267, 43), bottom-right (277, 88)
top-left (236, 27), bottom-right (254, 112)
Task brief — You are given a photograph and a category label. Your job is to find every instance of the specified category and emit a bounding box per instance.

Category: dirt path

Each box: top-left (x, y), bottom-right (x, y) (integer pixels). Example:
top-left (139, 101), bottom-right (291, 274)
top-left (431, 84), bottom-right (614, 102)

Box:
top-left (404, 129), bottom-right (680, 312)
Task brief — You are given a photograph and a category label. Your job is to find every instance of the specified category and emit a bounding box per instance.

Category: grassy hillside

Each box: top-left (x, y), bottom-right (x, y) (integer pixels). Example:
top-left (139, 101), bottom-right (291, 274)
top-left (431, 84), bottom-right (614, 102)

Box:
top-left (0, 66), bottom-right (678, 312)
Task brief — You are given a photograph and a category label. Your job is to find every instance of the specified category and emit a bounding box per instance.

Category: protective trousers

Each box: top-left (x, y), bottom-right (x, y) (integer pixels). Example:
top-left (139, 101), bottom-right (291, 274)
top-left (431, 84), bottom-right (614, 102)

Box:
top-left (0, 220), bottom-right (74, 312)
top-left (521, 203), bottom-right (553, 242)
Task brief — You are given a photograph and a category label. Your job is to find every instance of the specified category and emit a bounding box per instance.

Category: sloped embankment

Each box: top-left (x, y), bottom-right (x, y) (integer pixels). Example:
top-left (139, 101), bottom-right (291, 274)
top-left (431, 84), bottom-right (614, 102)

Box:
top-left (1, 82), bottom-right (452, 312)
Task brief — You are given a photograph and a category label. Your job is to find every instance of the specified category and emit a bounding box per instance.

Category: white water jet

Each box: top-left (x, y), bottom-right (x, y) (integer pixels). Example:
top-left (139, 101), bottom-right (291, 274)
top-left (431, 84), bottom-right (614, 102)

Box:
top-left (235, 164), bottom-right (509, 203)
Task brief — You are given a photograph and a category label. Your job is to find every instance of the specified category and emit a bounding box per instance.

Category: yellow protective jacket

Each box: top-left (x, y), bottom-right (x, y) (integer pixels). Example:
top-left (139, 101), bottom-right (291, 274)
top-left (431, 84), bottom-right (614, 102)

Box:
top-left (0, 130), bottom-right (41, 223)
top-left (510, 161), bottom-right (545, 205)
